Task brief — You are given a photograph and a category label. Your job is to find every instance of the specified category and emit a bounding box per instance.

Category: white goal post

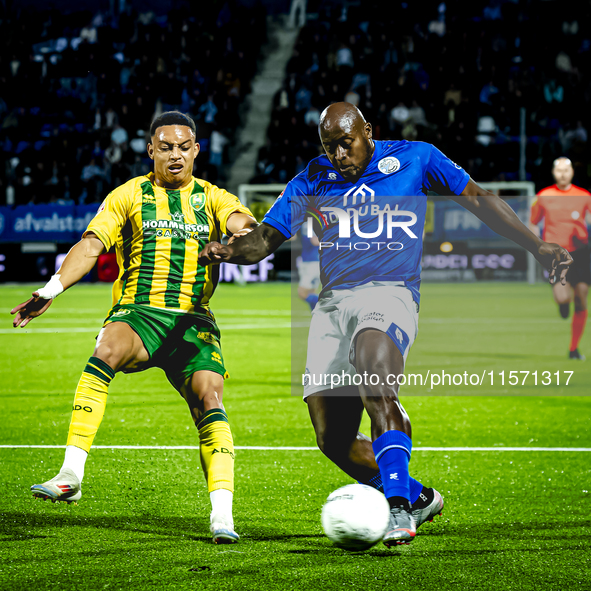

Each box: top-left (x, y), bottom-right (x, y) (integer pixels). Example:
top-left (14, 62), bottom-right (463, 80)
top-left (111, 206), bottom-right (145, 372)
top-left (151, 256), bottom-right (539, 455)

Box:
top-left (238, 184), bottom-right (286, 209)
top-left (478, 182), bottom-right (537, 285)
top-left (238, 181), bottom-right (539, 284)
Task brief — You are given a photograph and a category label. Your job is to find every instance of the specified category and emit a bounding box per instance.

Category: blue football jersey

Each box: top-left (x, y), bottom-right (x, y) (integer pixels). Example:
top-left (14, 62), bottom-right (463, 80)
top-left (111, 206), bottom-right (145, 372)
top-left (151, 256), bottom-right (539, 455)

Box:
top-left (301, 233), bottom-right (320, 262)
top-left (263, 140), bottom-right (469, 304)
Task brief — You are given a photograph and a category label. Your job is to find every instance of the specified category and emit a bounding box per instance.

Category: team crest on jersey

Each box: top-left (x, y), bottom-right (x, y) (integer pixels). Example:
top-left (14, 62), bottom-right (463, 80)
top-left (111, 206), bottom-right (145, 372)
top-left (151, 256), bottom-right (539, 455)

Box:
top-left (197, 331), bottom-right (218, 345)
top-left (190, 192), bottom-right (206, 212)
top-left (328, 172), bottom-right (338, 180)
top-left (378, 157), bottom-right (400, 174)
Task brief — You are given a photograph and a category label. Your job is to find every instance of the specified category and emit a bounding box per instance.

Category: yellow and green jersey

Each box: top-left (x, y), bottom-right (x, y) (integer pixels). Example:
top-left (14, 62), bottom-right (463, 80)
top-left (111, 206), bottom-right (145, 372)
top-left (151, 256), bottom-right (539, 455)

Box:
top-left (85, 173), bottom-right (253, 314)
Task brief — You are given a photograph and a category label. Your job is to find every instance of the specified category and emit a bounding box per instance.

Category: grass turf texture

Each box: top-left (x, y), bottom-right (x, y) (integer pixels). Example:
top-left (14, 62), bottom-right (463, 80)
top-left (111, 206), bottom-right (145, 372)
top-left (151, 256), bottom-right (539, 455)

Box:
top-left (1, 282), bottom-right (590, 590)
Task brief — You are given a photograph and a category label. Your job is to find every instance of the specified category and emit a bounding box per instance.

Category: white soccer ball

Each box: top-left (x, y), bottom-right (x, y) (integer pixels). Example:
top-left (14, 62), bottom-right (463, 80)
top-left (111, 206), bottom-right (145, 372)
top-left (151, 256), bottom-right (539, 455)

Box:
top-left (321, 484), bottom-right (390, 551)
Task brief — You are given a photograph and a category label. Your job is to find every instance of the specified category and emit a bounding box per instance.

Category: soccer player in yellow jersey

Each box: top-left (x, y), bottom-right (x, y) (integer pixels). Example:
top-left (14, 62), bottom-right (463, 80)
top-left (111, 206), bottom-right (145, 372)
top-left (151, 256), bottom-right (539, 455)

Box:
top-left (10, 111), bottom-right (257, 544)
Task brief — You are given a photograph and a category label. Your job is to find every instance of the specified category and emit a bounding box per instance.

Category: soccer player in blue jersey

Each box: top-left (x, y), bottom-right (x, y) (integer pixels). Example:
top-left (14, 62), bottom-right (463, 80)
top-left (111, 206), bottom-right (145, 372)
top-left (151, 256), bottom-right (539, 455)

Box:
top-left (199, 102), bottom-right (572, 547)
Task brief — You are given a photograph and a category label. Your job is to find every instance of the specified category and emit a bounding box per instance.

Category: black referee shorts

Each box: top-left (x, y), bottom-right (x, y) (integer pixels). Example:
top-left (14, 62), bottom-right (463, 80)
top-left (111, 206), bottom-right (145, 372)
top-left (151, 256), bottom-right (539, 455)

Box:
top-left (566, 246), bottom-right (591, 286)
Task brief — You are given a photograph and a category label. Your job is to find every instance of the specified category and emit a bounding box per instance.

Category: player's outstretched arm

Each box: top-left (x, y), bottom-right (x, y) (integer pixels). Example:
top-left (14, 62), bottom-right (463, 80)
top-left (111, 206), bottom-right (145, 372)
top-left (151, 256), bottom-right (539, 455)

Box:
top-left (225, 212), bottom-right (259, 244)
top-left (11, 233), bottom-right (105, 327)
top-left (451, 179), bottom-right (572, 285)
top-left (199, 223), bottom-right (286, 266)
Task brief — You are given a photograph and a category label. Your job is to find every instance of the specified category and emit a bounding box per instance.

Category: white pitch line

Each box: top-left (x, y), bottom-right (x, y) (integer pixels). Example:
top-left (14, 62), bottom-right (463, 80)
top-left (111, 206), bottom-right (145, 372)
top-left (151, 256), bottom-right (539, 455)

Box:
top-left (214, 309), bottom-right (292, 316)
top-left (1, 445), bottom-right (590, 452)
top-left (0, 322), bottom-right (310, 335)
top-left (0, 327), bottom-right (100, 334)
top-left (15, 310), bottom-right (291, 317)
top-left (411, 447), bottom-right (591, 452)
top-left (420, 318), bottom-right (565, 325)
top-left (1, 319), bottom-right (566, 335)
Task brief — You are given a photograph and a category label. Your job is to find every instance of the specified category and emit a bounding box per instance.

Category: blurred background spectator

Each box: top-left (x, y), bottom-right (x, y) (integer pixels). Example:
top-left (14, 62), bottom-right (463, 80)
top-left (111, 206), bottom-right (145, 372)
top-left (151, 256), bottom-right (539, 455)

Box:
top-left (0, 1), bottom-right (267, 205)
top-left (254, 0), bottom-right (591, 190)
top-left (3, 0), bottom-right (591, 205)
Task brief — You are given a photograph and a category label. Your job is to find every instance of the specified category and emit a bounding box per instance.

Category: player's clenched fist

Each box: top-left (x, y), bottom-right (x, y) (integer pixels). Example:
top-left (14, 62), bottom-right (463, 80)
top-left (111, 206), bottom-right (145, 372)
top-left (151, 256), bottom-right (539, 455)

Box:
top-left (535, 242), bottom-right (573, 285)
top-left (199, 227), bottom-right (253, 265)
top-left (199, 241), bottom-right (232, 265)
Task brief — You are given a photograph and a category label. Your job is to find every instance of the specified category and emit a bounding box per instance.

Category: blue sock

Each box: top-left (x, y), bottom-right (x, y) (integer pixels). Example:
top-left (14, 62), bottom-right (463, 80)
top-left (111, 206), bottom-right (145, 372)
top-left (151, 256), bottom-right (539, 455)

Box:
top-left (409, 476), bottom-right (423, 504)
top-left (372, 430), bottom-right (412, 501)
top-left (358, 472), bottom-right (383, 492)
top-left (360, 473), bottom-right (422, 501)
top-left (305, 294), bottom-right (319, 310)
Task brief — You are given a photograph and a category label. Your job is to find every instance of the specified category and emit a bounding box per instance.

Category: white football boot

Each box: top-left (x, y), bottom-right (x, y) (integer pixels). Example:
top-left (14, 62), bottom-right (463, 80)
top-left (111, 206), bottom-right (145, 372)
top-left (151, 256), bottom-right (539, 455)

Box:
top-left (31, 467), bottom-right (81, 504)
top-left (412, 488), bottom-right (444, 529)
top-left (383, 507), bottom-right (416, 547)
top-left (210, 513), bottom-right (239, 544)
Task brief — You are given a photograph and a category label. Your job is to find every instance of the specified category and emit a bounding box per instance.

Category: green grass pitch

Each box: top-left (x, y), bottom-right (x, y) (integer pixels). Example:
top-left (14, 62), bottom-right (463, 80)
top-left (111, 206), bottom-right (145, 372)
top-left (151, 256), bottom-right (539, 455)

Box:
top-left (1, 281), bottom-right (590, 590)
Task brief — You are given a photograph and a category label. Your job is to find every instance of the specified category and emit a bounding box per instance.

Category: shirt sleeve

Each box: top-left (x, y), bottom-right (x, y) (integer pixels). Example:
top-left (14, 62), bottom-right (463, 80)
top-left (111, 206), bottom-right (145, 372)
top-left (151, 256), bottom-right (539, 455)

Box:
top-left (262, 176), bottom-right (310, 239)
top-left (423, 144), bottom-right (470, 196)
top-left (84, 186), bottom-right (132, 250)
top-left (210, 186), bottom-right (254, 236)
top-left (530, 197), bottom-right (544, 225)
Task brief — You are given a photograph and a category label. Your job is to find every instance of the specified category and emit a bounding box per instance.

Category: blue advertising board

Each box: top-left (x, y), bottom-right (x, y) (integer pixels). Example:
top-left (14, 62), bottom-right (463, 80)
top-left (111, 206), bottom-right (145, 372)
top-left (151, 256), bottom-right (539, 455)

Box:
top-left (429, 197), bottom-right (529, 242)
top-left (0, 198), bottom-right (529, 243)
top-left (0, 205), bottom-right (98, 242)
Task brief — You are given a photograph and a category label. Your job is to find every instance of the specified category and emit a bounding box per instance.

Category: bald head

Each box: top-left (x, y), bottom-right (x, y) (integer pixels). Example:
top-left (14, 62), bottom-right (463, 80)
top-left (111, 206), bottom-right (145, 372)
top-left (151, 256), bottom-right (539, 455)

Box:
top-left (319, 102), bottom-right (367, 136)
top-left (553, 157), bottom-right (573, 169)
top-left (318, 102), bottom-right (374, 181)
top-left (552, 157), bottom-right (574, 190)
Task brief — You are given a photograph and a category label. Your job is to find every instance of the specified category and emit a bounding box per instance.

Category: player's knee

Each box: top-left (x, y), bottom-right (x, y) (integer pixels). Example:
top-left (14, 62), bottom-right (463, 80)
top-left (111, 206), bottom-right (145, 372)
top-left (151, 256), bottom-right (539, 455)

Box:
top-left (92, 343), bottom-right (125, 372)
top-left (94, 323), bottom-right (144, 371)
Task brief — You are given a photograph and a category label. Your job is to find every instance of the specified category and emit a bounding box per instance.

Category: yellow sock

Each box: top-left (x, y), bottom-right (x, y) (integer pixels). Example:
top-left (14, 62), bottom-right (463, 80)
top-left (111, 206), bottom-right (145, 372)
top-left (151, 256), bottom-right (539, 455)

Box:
top-left (66, 356), bottom-right (114, 452)
top-left (197, 408), bottom-right (235, 493)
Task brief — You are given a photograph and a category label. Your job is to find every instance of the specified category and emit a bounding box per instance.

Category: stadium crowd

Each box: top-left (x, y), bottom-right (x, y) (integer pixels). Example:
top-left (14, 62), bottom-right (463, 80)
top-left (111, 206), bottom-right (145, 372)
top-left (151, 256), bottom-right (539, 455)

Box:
top-left (2, 0), bottom-right (591, 206)
top-left (253, 0), bottom-right (591, 190)
top-left (0, 2), bottom-right (267, 205)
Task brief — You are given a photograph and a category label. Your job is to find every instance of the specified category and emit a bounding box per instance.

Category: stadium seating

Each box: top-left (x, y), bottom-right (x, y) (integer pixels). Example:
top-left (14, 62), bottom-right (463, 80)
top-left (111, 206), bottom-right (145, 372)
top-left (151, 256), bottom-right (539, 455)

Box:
top-left (0, 3), bottom-right (267, 205)
top-left (254, 0), bottom-right (591, 190)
